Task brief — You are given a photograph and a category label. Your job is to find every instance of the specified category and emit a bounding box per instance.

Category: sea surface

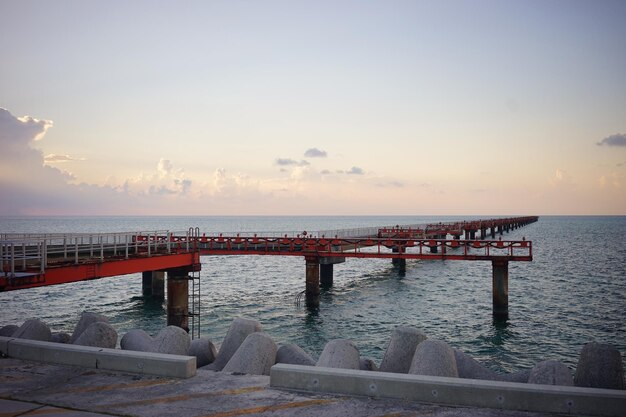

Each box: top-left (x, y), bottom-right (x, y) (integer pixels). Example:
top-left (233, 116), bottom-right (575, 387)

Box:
top-left (1, 215), bottom-right (625, 375)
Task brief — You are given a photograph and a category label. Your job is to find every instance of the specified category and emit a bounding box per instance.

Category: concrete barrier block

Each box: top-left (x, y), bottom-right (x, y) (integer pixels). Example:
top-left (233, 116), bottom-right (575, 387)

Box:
top-left (0, 336), bottom-right (14, 355)
top-left (95, 349), bottom-right (196, 378)
top-left (7, 338), bottom-right (100, 367)
top-left (270, 364), bottom-right (626, 417)
top-left (1, 337), bottom-right (196, 378)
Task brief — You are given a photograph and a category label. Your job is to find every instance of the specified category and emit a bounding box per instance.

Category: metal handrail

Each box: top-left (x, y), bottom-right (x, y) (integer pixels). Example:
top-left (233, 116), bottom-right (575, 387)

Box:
top-left (0, 230), bottom-right (185, 277)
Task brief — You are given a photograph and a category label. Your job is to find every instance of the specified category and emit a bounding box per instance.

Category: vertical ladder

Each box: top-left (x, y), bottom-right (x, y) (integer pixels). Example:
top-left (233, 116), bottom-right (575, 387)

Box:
top-left (188, 227), bottom-right (201, 340)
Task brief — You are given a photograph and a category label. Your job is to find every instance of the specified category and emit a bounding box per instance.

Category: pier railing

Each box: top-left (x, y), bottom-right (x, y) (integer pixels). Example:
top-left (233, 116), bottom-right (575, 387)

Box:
top-left (0, 230), bottom-right (199, 277)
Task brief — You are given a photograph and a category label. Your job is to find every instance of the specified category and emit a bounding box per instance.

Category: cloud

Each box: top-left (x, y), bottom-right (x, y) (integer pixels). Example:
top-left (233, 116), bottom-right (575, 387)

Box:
top-left (275, 158), bottom-right (309, 167)
top-left (597, 133), bottom-right (626, 147)
top-left (121, 158), bottom-right (192, 196)
top-left (320, 169), bottom-right (331, 175)
top-left (550, 168), bottom-right (574, 188)
top-left (304, 148), bottom-right (327, 158)
top-left (598, 172), bottom-right (622, 189)
top-left (346, 166), bottom-right (364, 175)
top-left (44, 154), bottom-right (86, 163)
top-left (376, 180), bottom-right (404, 188)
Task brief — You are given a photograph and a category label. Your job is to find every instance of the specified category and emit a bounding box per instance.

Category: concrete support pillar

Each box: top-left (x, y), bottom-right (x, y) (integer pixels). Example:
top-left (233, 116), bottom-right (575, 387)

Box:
top-left (142, 271), bottom-right (164, 299)
top-left (481, 228), bottom-right (487, 239)
top-left (152, 271), bottom-right (165, 299)
top-left (499, 226), bottom-right (504, 235)
top-left (491, 228), bottom-right (496, 238)
top-left (305, 257), bottom-right (320, 308)
top-left (142, 271), bottom-right (152, 296)
top-left (492, 260), bottom-right (509, 318)
top-left (167, 269), bottom-right (189, 331)
top-left (320, 264), bottom-right (333, 288)
top-left (469, 230), bottom-right (476, 240)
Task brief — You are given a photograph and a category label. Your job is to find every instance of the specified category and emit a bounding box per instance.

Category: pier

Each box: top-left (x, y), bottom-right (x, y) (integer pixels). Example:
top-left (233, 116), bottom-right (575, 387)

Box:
top-left (1, 216), bottom-right (538, 332)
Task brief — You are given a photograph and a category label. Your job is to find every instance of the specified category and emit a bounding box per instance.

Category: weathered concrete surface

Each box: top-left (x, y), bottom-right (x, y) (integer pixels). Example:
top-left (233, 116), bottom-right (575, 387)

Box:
top-left (316, 339), bottom-right (360, 370)
top-left (409, 339), bottom-right (458, 377)
top-left (11, 319), bottom-right (52, 342)
top-left (70, 312), bottom-right (109, 344)
top-left (120, 327), bottom-right (190, 355)
top-left (0, 337), bottom-right (195, 378)
top-left (73, 322), bottom-right (118, 349)
top-left (574, 342), bottom-right (625, 390)
top-left (528, 360), bottom-right (573, 386)
top-left (189, 337), bottom-right (217, 368)
top-left (0, 324), bottom-right (18, 337)
top-left (51, 332), bottom-right (71, 344)
top-left (0, 356), bottom-right (590, 417)
top-left (454, 349), bottom-right (529, 383)
top-left (222, 332), bottom-right (277, 375)
top-left (359, 357), bottom-right (379, 371)
top-left (379, 326), bottom-right (427, 373)
top-left (275, 343), bottom-right (316, 367)
top-left (209, 317), bottom-right (263, 371)
top-left (271, 364), bottom-right (626, 417)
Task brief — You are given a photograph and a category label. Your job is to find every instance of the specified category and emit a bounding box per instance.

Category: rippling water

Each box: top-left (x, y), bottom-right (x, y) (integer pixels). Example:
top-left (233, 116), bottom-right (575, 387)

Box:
top-left (1, 215), bottom-right (624, 374)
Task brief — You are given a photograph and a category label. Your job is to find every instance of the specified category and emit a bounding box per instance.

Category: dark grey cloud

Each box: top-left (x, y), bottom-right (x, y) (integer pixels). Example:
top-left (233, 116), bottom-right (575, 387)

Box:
top-left (304, 148), bottom-right (327, 158)
top-left (275, 158), bottom-right (310, 167)
top-left (597, 133), bottom-right (626, 147)
top-left (347, 166), bottom-right (364, 175)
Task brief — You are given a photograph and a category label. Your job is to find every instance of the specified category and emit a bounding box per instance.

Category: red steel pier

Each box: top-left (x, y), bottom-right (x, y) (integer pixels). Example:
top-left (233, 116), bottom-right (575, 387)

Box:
top-left (1, 216), bottom-right (538, 333)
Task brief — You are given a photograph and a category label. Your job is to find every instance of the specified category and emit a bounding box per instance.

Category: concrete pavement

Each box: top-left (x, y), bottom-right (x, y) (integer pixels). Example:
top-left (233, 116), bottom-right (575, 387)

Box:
top-left (0, 357), bottom-right (577, 417)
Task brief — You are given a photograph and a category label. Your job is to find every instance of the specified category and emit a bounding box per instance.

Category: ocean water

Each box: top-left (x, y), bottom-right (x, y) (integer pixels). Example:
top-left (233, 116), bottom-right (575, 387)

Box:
top-left (1, 215), bottom-right (624, 375)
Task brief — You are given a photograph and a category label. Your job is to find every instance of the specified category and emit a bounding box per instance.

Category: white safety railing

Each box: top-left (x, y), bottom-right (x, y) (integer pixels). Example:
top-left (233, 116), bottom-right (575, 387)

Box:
top-left (0, 229), bottom-right (197, 278)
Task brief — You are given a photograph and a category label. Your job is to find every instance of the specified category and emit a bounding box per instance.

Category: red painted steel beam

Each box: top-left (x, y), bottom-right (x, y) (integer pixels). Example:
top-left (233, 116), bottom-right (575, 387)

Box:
top-left (0, 252), bottom-right (200, 291)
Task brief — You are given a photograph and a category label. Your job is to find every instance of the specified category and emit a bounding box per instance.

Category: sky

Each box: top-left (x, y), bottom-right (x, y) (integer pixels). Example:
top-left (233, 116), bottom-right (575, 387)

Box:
top-left (1, 0), bottom-right (625, 215)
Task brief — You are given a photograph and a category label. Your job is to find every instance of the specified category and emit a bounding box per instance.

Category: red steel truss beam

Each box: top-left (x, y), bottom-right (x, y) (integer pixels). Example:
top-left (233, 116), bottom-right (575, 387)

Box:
top-left (194, 237), bottom-right (532, 261)
top-left (0, 252), bottom-right (200, 291)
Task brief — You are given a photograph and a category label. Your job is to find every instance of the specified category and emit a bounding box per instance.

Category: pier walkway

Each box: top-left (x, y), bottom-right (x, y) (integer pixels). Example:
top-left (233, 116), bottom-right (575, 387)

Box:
top-left (1, 216), bottom-right (538, 327)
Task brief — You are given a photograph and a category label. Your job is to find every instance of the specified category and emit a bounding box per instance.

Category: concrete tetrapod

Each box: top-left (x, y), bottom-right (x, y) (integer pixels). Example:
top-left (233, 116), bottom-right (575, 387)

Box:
top-left (152, 326), bottom-right (190, 355)
top-left (574, 342), bottom-right (625, 390)
top-left (12, 319), bottom-right (51, 342)
top-left (0, 325), bottom-right (18, 337)
top-left (316, 339), bottom-right (360, 370)
top-left (275, 343), bottom-right (316, 367)
top-left (409, 339), bottom-right (458, 378)
top-left (222, 332), bottom-right (277, 376)
top-left (73, 322), bottom-right (118, 349)
top-left (210, 317), bottom-right (263, 371)
top-left (70, 312), bottom-right (109, 343)
top-left (359, 357), bottom-right (379, 371)
top-left (120, 327), bottom-right (190, 355)
top-left (190, 338), bottom-right (217, 368)
top-left (120, 329), bottom-right (154, 352)
top-left (379, 326), bottom-right (427, 373)
top-left (528, 360), bottom-right (573, 386)
top-left (51, 332), bottom-right (71, 344)
top-left (454, 349), bottom-right (530, 383)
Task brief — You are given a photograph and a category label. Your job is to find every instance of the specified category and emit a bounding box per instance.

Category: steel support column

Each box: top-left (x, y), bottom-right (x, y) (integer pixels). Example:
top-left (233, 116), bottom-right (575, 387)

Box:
top-left (492, 260), bottom-right (509, 318)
